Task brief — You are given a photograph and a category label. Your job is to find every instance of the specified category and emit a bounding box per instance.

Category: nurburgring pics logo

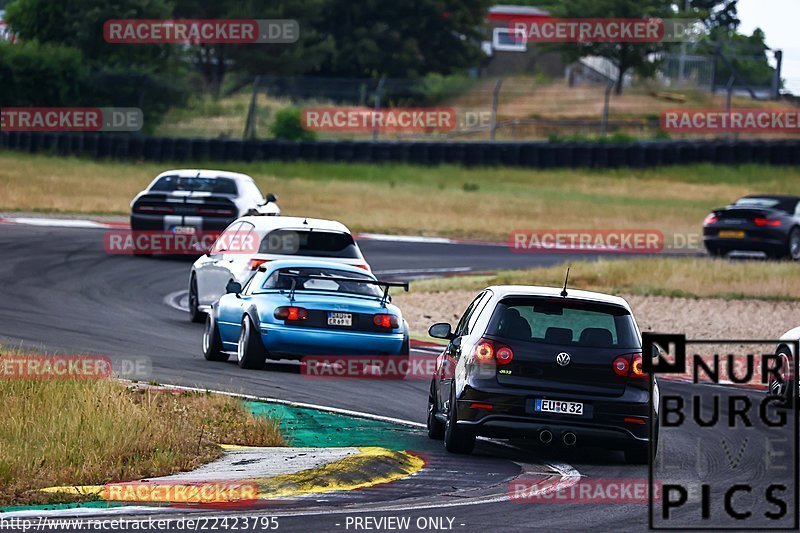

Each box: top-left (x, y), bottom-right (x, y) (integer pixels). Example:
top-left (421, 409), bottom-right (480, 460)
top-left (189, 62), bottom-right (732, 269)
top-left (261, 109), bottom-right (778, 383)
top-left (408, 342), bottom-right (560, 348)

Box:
top-left (508, 18), bottom-right (702, 43)
top-left (661, 109), bottom-right (800, 133)
top-left (104, 19), bottom-right (298, 44)
top-left (0, 108), bottom-right (143, 132)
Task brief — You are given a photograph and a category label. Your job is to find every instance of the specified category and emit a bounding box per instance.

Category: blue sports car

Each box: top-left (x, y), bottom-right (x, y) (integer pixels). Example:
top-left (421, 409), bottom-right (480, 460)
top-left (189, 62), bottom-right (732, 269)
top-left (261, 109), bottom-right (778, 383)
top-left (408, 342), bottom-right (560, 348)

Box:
top-left (202, 259), bottom-right (410, 369)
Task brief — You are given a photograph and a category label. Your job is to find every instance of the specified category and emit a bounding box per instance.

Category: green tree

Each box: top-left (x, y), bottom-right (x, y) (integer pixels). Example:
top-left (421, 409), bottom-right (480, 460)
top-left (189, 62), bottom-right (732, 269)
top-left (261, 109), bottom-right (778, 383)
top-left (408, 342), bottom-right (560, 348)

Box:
top-left (314, 0), bottom-right (491, 78)
top-left (551, 0), bottom-right (675, 94)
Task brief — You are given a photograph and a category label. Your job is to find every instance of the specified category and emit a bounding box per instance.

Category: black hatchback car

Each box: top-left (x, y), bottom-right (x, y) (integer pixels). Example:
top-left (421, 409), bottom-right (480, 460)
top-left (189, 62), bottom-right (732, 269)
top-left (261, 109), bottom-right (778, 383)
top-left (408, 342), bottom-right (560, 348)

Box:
top-left (426, 285), bottom-right (658, 464)
top-left (703, 194), bottom-right (800, 260)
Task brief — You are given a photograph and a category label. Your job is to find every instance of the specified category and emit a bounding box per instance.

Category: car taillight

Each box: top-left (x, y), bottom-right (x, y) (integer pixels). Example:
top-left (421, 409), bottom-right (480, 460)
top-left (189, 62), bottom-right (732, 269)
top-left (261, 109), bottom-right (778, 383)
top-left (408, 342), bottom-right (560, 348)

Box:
top-left (249, 259), bottom-right (269, 270)
top-left (354, 263), bottom-right (371, 271)
top-left (612, 354), bottom-right (647, 378)
top-left (612, 356), bottom-right (630, 377)
top-left (703, 214), bottom-right (718, 225)
top-left (373, 314), bottom-right (399, 328)
top-left (495, 346), bottom-right (514, 365)
top-left (754, 217), bottom-right (781, 227)
top-left (274, 306), bottom-right (308, 321)
top-left (474, 341), bottom-right (494, 363)
top-left (631, 354), bottom-right (647, 378)
top-left (197, 207), bottom-right (236, 216)
top-left (472, 338), bottom-right (514, 365)
top-left (135, 204), bottom-right (174, 214)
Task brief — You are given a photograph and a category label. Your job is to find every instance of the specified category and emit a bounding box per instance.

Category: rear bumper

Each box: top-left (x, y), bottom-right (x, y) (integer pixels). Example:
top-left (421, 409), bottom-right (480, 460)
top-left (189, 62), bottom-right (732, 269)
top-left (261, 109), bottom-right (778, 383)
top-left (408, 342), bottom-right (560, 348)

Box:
top-left (455, 382), bottom-right (653, 447)
top-left (130, 214), bottom-right (235, 232)
top-left (261, 324), bottom-right (405, 356)
top-left (703, 228), bottom-right (786, 253)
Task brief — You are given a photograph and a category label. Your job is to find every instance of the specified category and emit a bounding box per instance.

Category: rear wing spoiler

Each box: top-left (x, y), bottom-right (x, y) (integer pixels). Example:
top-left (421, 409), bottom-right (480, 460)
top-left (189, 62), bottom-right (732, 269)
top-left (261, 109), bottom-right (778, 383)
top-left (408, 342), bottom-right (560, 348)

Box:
top-left (276, 273), bottom-right (409, 305)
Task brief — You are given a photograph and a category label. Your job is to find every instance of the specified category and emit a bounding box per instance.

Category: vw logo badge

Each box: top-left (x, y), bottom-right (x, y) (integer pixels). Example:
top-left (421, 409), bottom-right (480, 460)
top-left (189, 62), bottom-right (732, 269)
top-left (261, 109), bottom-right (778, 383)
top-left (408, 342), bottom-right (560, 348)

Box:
top-left (556, 352), bottom-right (571, 366)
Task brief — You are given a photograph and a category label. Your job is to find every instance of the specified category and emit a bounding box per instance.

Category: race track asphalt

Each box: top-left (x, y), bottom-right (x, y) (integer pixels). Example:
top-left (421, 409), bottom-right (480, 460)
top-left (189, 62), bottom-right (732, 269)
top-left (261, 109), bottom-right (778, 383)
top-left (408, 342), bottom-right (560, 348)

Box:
top-left (0, 223), bottom-right (793, 532)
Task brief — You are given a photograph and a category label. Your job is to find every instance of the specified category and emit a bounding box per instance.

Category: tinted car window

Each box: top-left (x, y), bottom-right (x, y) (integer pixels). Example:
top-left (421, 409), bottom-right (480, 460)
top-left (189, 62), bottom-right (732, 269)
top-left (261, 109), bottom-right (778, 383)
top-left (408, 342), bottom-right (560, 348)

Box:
top-left (150, 176), bottom-right (238, 195)
top-left (259, 230), bottom-right (362, 259)
top-left (734, 197), bottom-right (799, 214)
top-left (454, 292), bottom-right (486, 337)
top-left (487, 297), bottom-right (640, 349)
top-left (258, 267), bottom-right (381, 297)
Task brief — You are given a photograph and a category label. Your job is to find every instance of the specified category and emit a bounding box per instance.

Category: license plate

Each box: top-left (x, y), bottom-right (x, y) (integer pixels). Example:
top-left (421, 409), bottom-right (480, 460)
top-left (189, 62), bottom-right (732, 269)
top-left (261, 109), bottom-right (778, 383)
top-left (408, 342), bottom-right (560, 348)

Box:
top-left (327, 312), bottom-right (352, 326)
top-left (535, 399), bottom-right (583, 416)
top-left (718, 230), bottom-right (745, 239)
top-left (170, 225), bottom-right (197, 235)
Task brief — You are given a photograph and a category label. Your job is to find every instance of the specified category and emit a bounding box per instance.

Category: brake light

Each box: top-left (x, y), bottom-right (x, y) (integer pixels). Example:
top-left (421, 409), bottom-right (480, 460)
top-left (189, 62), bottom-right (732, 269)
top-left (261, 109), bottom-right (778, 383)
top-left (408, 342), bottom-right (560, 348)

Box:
top-left (373, 314), bottom-right (399, 328)
top-left (249, 259), bottom-right (269, 270)
top-left (274, 306), bottom-right (308, 321)
top-left (624, 417), bottom-right (646, 425)
top-left (474, 341), bottom-right (494, 363)
top-left (354, 263), bottom-right (371, 271)
top-left (496, 346), bottom-right (514, 365)
top-left (612, 356), bottom-right (630, 377)
top-left (472, 338), bottom-right (514, 365)
top-left (754, 217), bottom-right (781, 227)
top-left (612, 354), bottom-right (647, 378)
top-left (135, 204), bottom-right (174, 214)
top-left (631, 354), bottom-right (647, 378)
top-left (702, 214), bottom-right (718, 225)
top-left (197, 207), bottom-right (236, 216)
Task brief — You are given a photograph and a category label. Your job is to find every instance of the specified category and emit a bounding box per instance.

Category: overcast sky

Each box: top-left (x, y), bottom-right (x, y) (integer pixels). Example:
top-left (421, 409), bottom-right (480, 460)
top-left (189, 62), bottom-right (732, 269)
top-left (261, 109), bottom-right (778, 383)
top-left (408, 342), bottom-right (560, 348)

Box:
top-left (737, 0), bottom-right (800, 94)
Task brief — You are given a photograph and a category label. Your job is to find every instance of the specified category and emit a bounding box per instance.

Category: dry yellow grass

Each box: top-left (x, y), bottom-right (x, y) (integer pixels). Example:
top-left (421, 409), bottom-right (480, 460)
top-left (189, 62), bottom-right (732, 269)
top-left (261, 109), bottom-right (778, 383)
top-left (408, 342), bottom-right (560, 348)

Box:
top-left (409, 257), bottom-right (800, 301)
top-left (2, 151), bottom-right (800, 240)
top-left (0, 349), bottom-right (283, 506)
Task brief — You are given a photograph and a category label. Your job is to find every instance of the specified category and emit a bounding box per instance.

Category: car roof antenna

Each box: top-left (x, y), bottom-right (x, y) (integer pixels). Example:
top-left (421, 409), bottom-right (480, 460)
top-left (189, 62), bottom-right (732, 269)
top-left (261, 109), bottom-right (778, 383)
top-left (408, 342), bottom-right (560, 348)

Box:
top-left (303, 218), bottom-right (308, 225)
top-left (560, 266), bottom-right (571, 298)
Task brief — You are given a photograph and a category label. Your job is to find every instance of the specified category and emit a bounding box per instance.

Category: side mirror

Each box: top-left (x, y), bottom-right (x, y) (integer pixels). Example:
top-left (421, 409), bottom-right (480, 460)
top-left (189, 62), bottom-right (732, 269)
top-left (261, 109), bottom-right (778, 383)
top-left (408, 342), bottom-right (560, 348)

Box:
top-left (226, 280), bottom-right (242, 294)
top-left (265, 193), bottom-right (277, 204)
top-left (428, 322), bottom-right (453, 340)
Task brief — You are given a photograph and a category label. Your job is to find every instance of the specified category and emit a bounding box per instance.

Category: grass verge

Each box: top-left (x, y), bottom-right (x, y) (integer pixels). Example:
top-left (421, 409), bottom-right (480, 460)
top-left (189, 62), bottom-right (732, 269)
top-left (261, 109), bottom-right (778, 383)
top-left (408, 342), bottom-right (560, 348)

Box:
top-left (2, 151), bottom-right (800, 240)
top-left (0, 348), bottom-right (284, 506)
top-left (409, 257), bottom-right (800, 301)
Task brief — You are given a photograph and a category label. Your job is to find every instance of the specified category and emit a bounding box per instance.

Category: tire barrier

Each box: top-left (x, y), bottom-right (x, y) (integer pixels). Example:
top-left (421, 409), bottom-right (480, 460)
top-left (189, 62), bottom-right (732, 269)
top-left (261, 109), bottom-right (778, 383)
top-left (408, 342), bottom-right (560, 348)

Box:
top-left (0, 131), bottom-right (798, 168)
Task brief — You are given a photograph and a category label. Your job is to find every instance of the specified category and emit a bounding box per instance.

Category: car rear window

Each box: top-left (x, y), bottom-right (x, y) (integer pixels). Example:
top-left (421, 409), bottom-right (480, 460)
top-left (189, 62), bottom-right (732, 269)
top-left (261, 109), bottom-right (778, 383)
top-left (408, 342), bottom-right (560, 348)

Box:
top-left (258, 267), bottom-right (381, 297)
top-left (259, 229), bottom-right (362, 259)
top-left (734, 197), bottom-right (798, 213)
top-left (150, 176), bottom-right (238, 195)
top-left (487, 297), bottom-right (640, 349)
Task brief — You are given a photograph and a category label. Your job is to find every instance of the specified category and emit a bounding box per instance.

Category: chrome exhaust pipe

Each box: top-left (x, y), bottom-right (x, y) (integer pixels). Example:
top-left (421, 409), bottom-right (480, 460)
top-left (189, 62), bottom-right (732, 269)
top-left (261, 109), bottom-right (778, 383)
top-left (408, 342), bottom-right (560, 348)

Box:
top-left (539, 429), bottom-right (553, 444)
top-left (562, 432), bottom-right (577, 446)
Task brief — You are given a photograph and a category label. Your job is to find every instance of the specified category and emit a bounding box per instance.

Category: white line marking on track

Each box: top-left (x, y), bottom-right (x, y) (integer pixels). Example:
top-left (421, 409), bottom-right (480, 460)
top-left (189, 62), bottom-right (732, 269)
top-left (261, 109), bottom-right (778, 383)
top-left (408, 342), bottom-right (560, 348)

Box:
top-left (0, 217), bottom-right (110, 228)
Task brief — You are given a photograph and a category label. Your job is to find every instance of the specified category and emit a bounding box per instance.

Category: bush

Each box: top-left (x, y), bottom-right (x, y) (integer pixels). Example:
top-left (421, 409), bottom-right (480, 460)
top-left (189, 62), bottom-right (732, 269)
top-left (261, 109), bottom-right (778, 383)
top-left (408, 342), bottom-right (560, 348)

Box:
top-left (0, 41), bottom-right (86, 105)
top-left (269, 107), bottom-right (317, 141)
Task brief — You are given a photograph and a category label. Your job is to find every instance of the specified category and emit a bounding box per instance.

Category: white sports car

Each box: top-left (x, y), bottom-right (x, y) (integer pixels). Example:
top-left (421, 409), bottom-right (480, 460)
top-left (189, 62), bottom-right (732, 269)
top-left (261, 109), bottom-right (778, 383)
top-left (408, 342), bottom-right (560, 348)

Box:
top-left (130, 169), bottom-right (279, 234)
top-left (189, 216), bottom-right (372, 322)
